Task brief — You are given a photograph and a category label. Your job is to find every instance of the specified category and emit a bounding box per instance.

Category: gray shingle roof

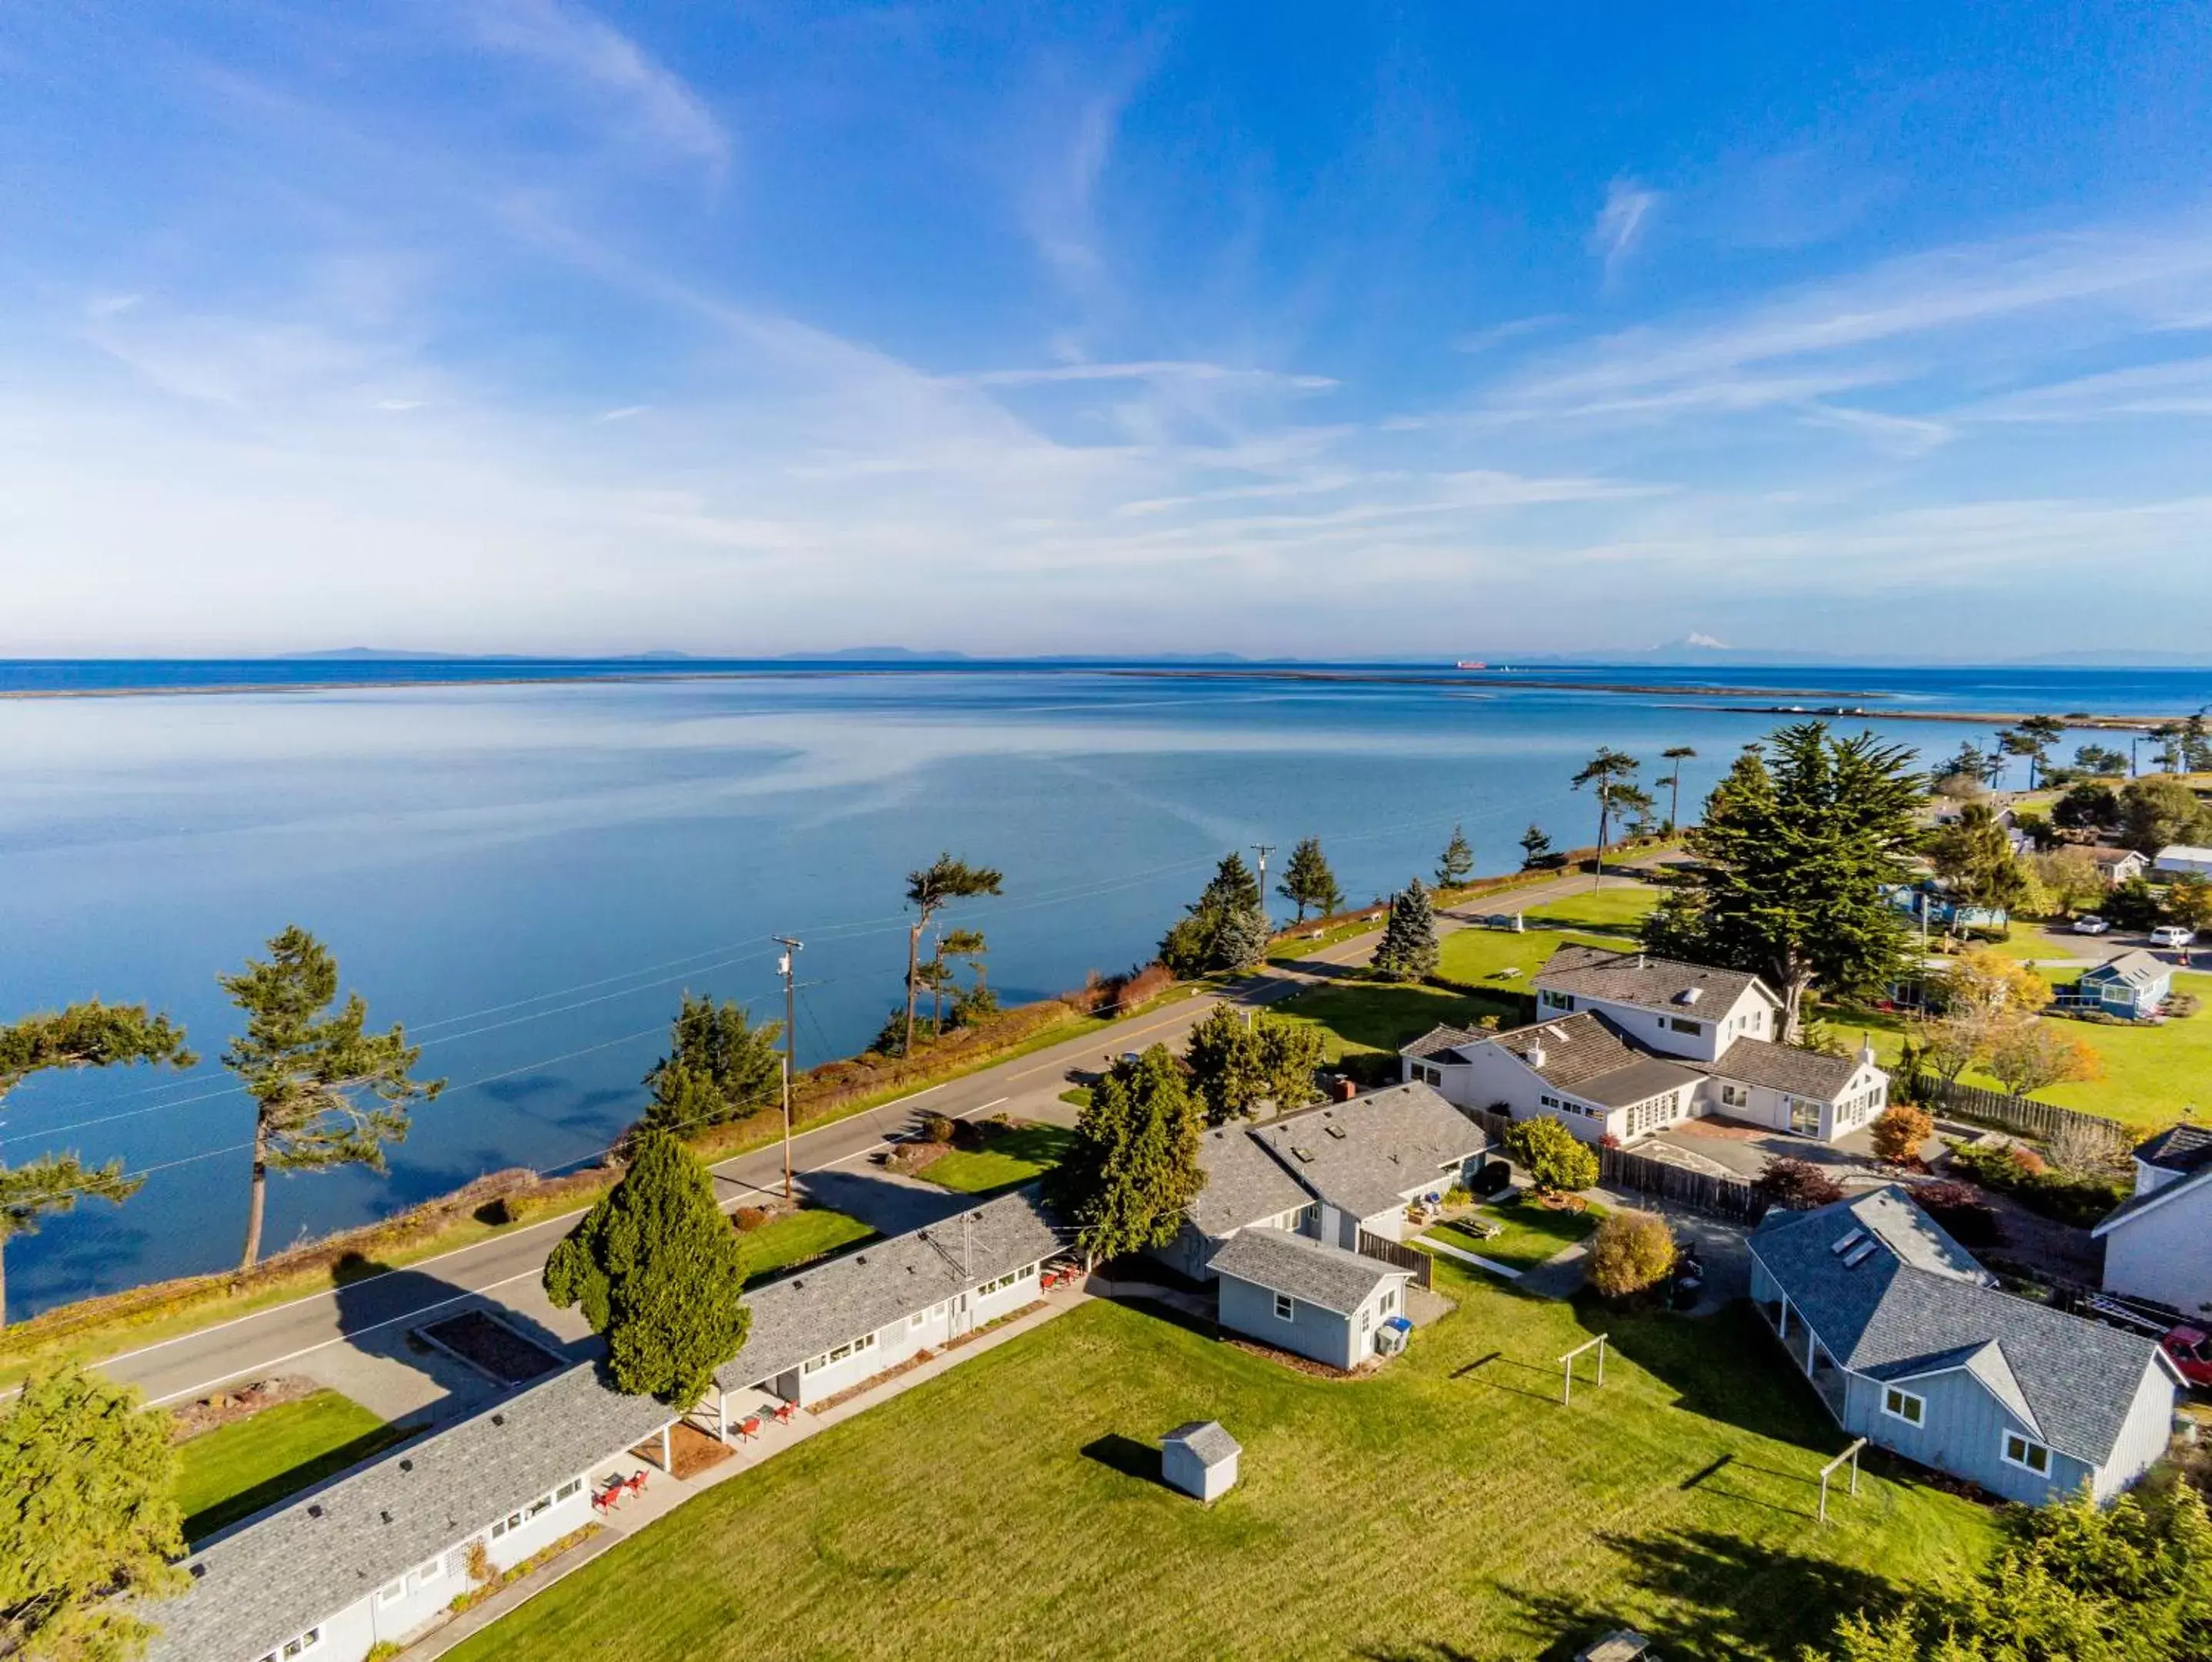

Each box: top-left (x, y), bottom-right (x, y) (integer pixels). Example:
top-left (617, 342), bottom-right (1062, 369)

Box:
top-left (1208, 1228), bottom-right (1406, 1316)
top-left (1571, 1054), bottom-right (1706, 1109)
top-left (1487, 1011), bottom-right (1652, 1089)
top-left (1247, 1082), bottom-right (1489, 1221)
top-left (1400, 1022), bottom-right (1489, 1064)
top-left (1164, 1420), bottom-right (1240, 1463)
top-left (1188, 1122), bottom-right (1315, 1237)
top-left (715, 1189), bottom-right (1064, 1390)
top-left (1752, 1185), bottom-right (2165, 1468)
top-left (2081, 950), bottom-right (2169, 989)
top-left (146, 1359), bottom-right (677, 1662)
top-left (1697, 1037), bottom-right (1866, 1100)
top-left (1535, 944), bottom-right (1768, 1016)
top-left (2135, 1122), bottom-right (2212, 1175)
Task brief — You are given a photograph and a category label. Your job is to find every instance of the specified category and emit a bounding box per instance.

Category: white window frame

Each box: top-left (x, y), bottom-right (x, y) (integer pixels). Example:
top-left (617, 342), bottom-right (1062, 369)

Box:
top-left (1720, 1082), bottom-right (1749, 1109)
top-left (911, 1309), bottom-right (929, 1329)
top-left (376, 1580), bottom-right (404, 1606)
top-left (1881, 1386), bottom-right (1925, 1426)
top-left (1273, 1292), bottom-right (1294, 1322)
top-left (556, 1478), bottom-right (583, 1503)
top-left (2001, 1431), bottom-right (2052, 1476)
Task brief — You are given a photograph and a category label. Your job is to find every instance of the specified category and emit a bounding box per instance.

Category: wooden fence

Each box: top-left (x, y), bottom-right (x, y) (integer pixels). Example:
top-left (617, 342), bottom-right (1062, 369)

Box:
top-left (1355, 1229), bottom-right (1435, 1290)
top-left (1907, 1072), bottom-right (2128, 1147)
top-left (1597, 1144), bottom-right (1771, 1225)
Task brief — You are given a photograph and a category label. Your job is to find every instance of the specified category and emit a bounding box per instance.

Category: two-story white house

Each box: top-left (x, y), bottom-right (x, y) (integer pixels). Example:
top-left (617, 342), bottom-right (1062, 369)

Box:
top-left (2092, 1124), bottom-right (2212, 1319)
top-left (1402, 945), bottom-right (1890, 1146)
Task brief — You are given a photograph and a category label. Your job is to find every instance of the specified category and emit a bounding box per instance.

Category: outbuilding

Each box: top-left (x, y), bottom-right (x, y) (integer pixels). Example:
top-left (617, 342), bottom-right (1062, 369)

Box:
top-left (1209, 1227), bottom-right (1412, 1369)
top-left (2154, 844), bottom-right (2212, 878)
top-left (1161, 1420), bottom-right (1240, 1502)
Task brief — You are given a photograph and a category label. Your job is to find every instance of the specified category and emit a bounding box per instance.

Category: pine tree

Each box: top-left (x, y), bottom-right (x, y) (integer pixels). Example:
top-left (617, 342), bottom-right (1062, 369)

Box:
top-left (0, 1364), bottom-right (185, 1660)
top-left (0, 1002), bottom-right (193, 1326)
top-left (1572, 747), bottom-right (1642, 882)
top-left (1435, 824), bottom-right (1475, 888)
top-left (901, 854), bottom-right (1004, 1057)
top-left (643, 992), bottom-right (782, 1128)
top-left (1642, 723), bottom-right (1920, 1041)
top-left (1158, 854), bottom-right (1271, 975)
top-left (219, 928), bottom-right (441, 1271)
top-left (1278, 837), bottom-right (1343, 921)
top-left (1519, 824), bottom-right (1552, 868)
top-left (1371, 878), bottom-right (1439, 981)
top-left (1048, 1047), bottom-right (1205, 1262)
top-left (543, 1132), bottom-right (750, 1406)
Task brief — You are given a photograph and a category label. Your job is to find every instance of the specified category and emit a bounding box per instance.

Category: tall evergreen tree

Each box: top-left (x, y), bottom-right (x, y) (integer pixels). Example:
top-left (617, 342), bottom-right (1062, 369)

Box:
top-left (1571, 747), bottom-right (1642, 882)
top-left (1158, 854), bottom-right (1271, 976)
top-left (1519, 824), bottom-right (1553, 868)
top-left (1278, 836), bottom-right (1343, 921)
top-left (1927, 803), bottom-right (2030, 917)
top-left (543, 1132), bottom-right (750, 1406)
top-left (901, 854), bottom-right (1004, 1058)
top-left (1641, 723), bottom-right (1920, 1042)
top-left (0, 1002), bottom-right (192, 1326)
top-left (640, 992), bottom-right (783, 1132)
top-left (1660, 745), bottom-right (1697, 831)
top-left (1048, 1047), bottom-right (1205, 1263)
top-left (1254, 1015), bottom-right (1326, 1113)
top-left (1183, 1005), bottom-right (1268, 1124)
top-left (1435, 824), bottom-right (1475, 888)
top-left (219, 928), bottom-right (441, 1272)
top-left (1371, 878), bottom-right (1440, 982)
top-left (0, 1363), bottom-right (184, 1661)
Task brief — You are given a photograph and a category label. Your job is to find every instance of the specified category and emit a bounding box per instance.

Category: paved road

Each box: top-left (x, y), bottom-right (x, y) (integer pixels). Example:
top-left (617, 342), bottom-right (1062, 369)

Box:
top-left (99, 868), bottom-right (1648, 1406)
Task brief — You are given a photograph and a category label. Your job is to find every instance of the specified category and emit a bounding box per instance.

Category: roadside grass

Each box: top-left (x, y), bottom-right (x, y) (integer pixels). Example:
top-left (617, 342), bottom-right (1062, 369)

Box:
top-left (1435, 1195), bottom-right (1608, 1274)
top-left (737, 1209), bottom-right (875, 1286)
top-left (443, 1279), bottom-right (1995, 1662)
top-left (176, 1389), bottom-right (416, 1543)
top-left (1837, 975), bottom-right (2212, 1133)
top-left (1271, 979), bottom-right (1512, 1063)
top-left (921, 1127), bottom-right (1076, 1196)
top-left (1516, 885), bottom-right (1660, 933)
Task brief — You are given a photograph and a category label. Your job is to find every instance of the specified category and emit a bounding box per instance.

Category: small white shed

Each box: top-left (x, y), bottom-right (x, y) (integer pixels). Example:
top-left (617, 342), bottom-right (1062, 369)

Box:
top-left (1161, 1420), bottom-right (1240, 1502)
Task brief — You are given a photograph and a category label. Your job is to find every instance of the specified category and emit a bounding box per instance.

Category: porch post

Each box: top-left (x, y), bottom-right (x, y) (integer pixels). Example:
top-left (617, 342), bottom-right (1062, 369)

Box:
top-left (715, 1390), bottom-right (727, 1445)
top-left (661, 1422), bottom-right (673, 1473)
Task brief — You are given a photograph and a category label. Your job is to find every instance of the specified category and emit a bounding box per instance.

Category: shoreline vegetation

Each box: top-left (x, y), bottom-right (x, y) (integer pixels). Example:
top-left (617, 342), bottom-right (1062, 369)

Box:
top-left (0, 849), bottom-right (1616, 1384)
top-left (0, 661), bottom-right (2182, 729)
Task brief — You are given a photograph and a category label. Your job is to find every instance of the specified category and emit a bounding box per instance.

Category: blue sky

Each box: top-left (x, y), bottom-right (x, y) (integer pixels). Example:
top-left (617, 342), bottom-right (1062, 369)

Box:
top-left (5, 2), bottom-right (2212, 658)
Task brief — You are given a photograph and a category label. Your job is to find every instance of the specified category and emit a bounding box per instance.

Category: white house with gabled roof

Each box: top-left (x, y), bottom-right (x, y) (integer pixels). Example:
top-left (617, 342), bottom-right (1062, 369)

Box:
top-left (1532, 944), bottom-right (1779, 1062)
top-left (2093, 1124), bottom-right (2212, 1319)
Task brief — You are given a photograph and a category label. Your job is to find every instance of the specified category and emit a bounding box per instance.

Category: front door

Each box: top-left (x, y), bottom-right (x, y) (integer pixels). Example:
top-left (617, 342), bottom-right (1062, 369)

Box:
top-left (1788, 1096), bottom-right (1822, 1136)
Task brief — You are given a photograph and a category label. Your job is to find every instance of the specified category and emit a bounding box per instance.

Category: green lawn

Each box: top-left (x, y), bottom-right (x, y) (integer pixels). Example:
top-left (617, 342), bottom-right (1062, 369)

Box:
top-left (1844, 971), bottom-right (2212, 1133)
top-left (1271, 978), bottom-right (1514, 1067)
top-left (1432, 1195), bottom-right (1609, 1273)
top-left (1519, 885), bottom-right (1662, 932)
top-left (446, 1278), bottom-right (1994, 1662)
top-left (737, 1209), bottom-right (875, 1286)
top-left (175, 1390), bottom-right (416, 1543)
top-left (921, 1125), bottom-right (1075, 1196)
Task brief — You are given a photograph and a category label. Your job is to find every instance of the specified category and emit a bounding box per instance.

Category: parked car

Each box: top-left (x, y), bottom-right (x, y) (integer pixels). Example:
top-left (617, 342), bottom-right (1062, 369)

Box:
top-left (2164, 1326), bottom-right (2212, 1389)
top-left (2150, 925), bottom-right (2198, 949)
top-left (2072, 915), bottom-right (2111, 935)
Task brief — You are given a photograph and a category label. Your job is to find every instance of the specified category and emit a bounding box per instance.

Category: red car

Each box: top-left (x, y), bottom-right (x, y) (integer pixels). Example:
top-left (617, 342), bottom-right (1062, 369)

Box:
top-left (2162, 1326), bottom-right (2212, 1388)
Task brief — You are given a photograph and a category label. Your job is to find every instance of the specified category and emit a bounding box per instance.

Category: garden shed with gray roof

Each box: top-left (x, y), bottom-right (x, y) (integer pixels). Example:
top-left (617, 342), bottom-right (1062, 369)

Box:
top-left (1161, 1420), bottom-right (1241, 1502)
top-left (1749, 1185), bottom-right (2179, 1506)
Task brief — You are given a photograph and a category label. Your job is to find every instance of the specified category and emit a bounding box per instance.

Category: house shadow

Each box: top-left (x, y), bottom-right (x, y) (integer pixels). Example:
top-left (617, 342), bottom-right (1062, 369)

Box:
top-left (787, 1167), bottom-right (979, 1236)
top-left (1080, 1433), bottom-right (1168, 1489)
top-left (1567, 1296), bottom-right (1834, 1449)
top-left (1511, 1525), bottom-right (1905, 1661)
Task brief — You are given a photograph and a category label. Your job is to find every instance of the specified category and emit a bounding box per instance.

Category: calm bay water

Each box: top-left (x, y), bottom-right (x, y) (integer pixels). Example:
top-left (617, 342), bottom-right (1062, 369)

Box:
top-left (2, 660), bottom-right (2204, 1318)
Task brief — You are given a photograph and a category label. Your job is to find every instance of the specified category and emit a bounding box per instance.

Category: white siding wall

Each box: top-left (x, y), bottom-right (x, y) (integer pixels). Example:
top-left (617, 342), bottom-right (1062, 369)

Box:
top-left (2102, 1183), bottom-right (2212, 1317)
top-left (791, 1264), bottom-right (1044, 1406)
top-left (1533, 986), bottom-right (1775, 1063)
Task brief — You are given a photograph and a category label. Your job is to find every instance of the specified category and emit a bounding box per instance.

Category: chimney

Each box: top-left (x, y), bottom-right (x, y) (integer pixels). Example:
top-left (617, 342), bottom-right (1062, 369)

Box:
top-left (1859, 1034), bottom-right (1877, 1067)
top-left (1332, 1076), bottom-right (1357, 1103)
top-left (1528, 1042), bottom-right (1547, 1069)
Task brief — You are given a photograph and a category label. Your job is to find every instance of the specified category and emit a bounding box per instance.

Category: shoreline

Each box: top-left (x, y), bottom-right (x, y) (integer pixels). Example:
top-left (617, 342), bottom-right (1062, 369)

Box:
top-left (1701, 704), bottom-right (2158, 731)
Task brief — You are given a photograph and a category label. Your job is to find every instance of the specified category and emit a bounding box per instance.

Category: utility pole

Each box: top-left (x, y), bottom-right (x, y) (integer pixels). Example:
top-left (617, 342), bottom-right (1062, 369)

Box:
top-left (773, 935), bottom-right (802, 1199)
top-left (1251, 843), bottom-right (1275, 924)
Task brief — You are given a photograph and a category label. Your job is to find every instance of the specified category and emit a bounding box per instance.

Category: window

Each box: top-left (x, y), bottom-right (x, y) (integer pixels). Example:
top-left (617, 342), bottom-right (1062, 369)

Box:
top-left (377, 1580), bottom-right (404, 1606)
top-left (1669, 1018), bottom-right (1702, 1035)
top-left (280, 1630), bottom-right (321, 1658)
top-left (1273, 1292), bottom-right (1294, 1322)
top-left (1719, 1082), bottom-right (1749, 1109)
top-left (1788, 1096), bottom-right (1822, 1136)
top-left (410, 1557), bottom-right (443, 1589)
top-left (1382, 1289), bottom-right (1397, 1315)
top-left (802, 1356), bottom-right (824, 1375)
top-left (911, 1309), bottom-right (929, 1329)
top-left (2002, 1433), bottom-right (2052, 1476)
top-left (527, 1493), bottom-right (552, 1518)
top-left (1360, 1309), bottom-right (1372, 1334)
top-left (931, 1301), bottom-right (948, 1319)
top-left (1539, 1093), bottom-right (1561, 1109)
top-left (1882, 1386), bottom-right (1925, 1426)
top-left (556, 1479), bottom-right (583, 1503)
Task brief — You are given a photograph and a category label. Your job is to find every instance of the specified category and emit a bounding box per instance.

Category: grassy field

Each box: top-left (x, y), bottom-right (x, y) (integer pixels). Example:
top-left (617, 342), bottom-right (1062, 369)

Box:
top-left (446, 1276), bottom-right (1994, 1662)
top-left (1434, 1195), bottom-right (1609, 1274)
top-left (737, 1209), bottom-right (875, 1286)
top-left (175, 1389), bottom-right (415, 1543)
top-left (922, 1126), bottom-right (1077, 1196)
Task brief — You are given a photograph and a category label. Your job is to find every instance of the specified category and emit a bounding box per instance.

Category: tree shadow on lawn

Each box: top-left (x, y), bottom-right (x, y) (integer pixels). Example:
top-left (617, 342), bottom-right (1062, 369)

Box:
top-left (1568, 1295), bottom-right (1839, 1450)
top-left (1511, 1525), bottom-right (1905, 1662)
top-left (183, 1417), bottom-right (425, 1543)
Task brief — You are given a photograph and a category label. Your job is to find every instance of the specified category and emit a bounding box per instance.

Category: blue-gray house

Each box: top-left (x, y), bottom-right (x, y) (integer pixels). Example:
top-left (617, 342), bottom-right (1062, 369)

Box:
top-left (2067, 950), bottom-right (2173, 1021)
top-left (1749, 1186), bottom-right (2179, 1506)
top-left (1209, 1227), bottom-right (1412, 1370)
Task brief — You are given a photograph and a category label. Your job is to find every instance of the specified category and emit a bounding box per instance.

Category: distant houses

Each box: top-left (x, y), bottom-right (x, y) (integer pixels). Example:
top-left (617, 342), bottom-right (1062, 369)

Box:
top-left (1750, 1186), bottom-right (2180, 1507)
top-left (2152, 844), bottom-right (2212, 879)
top-left (1403, 945), bottom-right (1891, 1145)
top-left (2093, 1124), bottom-right (2212, 1320)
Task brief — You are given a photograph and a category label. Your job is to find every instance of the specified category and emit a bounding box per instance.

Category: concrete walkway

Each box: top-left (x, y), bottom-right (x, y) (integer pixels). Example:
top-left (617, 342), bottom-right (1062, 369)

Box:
top-left (402, 1286), bottom-right (1090, 1658)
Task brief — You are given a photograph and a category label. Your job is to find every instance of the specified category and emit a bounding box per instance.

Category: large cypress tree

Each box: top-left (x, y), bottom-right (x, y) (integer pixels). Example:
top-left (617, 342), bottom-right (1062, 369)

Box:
top-left (1048, 1047), bottom-right (1205, 1263)
top-left (0, 1364), bottom-right (184, 1660)
top-left (1642, 722), bottom-right (1920, 1041)
top-left (1371, 878), bottom-right (1440, 982)
top-left (543, 1132), bottom-right (750, 1406)
top-left (1183, 1005), bottom-right (1268, 1124)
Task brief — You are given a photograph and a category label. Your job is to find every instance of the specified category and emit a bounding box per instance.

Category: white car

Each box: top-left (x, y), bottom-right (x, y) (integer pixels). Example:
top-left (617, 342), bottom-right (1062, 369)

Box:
top-left (2150, 925), bottom-right (2197, 950)
top-left (2072, 915), bottom-right (2110, 935)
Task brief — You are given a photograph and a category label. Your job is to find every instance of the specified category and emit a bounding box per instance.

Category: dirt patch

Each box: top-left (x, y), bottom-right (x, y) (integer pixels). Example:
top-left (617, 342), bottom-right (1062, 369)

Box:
top-left (1666, 1117), bottom-right (1771, 1143)
top-left (641, 1421), bottom-right (734, 1480)
top-left (806, 1348), bottom-right (940, 1415)
top-left (1222, 1336), bottom-right (1385, 1380)
top-left (168, 1375), bottom-right (319, 1442)
top-left (417, 1309), bottom-right (563, 1385)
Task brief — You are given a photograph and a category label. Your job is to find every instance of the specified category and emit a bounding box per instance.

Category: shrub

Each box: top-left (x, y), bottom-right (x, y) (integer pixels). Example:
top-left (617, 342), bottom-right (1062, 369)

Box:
top-left (1504, 1118), bottom-right (1599, 1196)
top-left (1753, 1158), bottom-right (1845, 1211)
top-left (2007, 1143), bottom-right (2048, 1177)
top-left (1945, 1142), bottom-right (2131, 1227)
top-left (917, 1111), bottom-right (958, 1144)
top-left (1870, 1103), bottom-right (1935, 1163)
top-left (1587, 1209), bottom-right (1676, 1300)
top-left (1442, 1184), bottom-right (1471, 1207)
top-left (466, 1539), bottom-right (493, 1584)
top-left (730, 1206), bottom-right (769, 1233)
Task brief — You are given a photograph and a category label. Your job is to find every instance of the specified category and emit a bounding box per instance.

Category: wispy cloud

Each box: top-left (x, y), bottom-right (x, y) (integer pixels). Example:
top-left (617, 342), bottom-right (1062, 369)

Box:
top-left (947, 360), bottom-right (1336, 391)
top-left (1589, 178), bottom-right (1661, 277)
top-left (595, 404), bottom-right (649, 423)
top-left (1454, 314), bottom-right (1565, 354)
top-left (466, 0), bottom-right (729, 175)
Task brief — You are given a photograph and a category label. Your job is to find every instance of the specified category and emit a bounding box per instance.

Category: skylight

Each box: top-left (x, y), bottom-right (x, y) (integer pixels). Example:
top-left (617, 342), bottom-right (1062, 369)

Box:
top-left (1843, 1240), bottom-right (1880, 1269)
top-left (1829, 1228), bottom-right (1867, 1256)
